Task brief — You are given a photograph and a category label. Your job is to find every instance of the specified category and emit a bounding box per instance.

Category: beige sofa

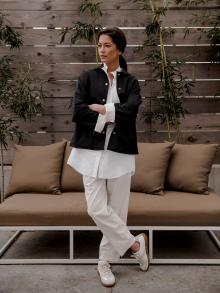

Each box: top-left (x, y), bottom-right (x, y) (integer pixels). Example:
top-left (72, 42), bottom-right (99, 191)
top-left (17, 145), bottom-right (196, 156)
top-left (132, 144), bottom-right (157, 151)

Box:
top-left (0, 139), bottom-right (220, 264)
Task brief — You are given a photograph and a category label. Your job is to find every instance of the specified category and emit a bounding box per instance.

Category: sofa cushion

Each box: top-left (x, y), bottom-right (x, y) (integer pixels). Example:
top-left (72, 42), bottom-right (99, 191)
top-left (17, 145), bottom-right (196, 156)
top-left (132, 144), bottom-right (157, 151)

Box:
top-left (0, 190), bottom-right (220, 226)
top-left (61, 140), bottom-right (84, 192)
top-left (131, 142), bottom-right (175, 194)
top-left (165, 143), bottom-right (219, 194)
top-left (5, 140), bottom-right (67, 197)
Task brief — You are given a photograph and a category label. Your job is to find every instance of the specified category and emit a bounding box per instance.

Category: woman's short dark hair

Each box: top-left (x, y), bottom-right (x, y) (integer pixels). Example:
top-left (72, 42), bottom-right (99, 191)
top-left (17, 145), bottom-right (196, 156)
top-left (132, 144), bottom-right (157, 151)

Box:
top-left (97, 27), bottom-right (127, 71)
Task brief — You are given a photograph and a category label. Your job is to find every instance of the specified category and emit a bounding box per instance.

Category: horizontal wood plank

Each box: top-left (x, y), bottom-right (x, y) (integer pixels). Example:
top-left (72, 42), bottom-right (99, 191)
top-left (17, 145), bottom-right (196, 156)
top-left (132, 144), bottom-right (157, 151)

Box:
top-left (3, 131), bottom-right (220, 164)
top-left (1, 0), bottom-right (219, 10)
top-left (0, 28), bottom-right (213, 46)
top-left (1, 110), bottom-right (219, 133)
top-left (1, 10), bottom-right (218, 28)
top-left (0, 45), bottom-right (216, 63)
top-left (7, 63), bottom-right (218, 80)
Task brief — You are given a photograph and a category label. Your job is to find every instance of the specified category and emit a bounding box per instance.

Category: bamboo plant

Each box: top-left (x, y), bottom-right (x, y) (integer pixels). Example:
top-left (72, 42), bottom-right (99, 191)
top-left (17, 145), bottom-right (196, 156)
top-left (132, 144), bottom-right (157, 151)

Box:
top-left (60, 0), bottom-right (103, 64)
top-left (0, 14), bottom-right (45, 202)
top-left (176, 0), bottom-right (220, 63)
top-left (134, 0), bottom-right (194, 142)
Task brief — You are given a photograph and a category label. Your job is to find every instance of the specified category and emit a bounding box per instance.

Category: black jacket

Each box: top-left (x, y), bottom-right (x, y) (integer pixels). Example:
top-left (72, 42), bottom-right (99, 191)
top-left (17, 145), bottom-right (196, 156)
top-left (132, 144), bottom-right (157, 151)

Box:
top-left (70, 64), bottom-right (142, 154)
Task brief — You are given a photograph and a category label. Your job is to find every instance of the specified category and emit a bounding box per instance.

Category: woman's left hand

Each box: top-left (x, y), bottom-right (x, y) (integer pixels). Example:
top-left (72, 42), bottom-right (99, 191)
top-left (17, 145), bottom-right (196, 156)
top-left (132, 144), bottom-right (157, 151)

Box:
top-left (88, 104), bottom-right (106, 115)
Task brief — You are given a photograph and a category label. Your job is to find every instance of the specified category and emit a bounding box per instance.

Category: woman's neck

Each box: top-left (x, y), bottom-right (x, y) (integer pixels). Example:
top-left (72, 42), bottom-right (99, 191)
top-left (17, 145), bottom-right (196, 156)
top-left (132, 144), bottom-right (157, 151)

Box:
top-left (105, 61), bottom-right (120, 73)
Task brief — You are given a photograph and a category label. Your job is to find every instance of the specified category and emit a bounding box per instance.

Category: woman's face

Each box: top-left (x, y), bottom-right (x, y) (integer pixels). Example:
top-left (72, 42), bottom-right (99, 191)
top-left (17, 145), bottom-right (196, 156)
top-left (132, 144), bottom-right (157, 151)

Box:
top-left (98, 34), bottom-right (121, 66)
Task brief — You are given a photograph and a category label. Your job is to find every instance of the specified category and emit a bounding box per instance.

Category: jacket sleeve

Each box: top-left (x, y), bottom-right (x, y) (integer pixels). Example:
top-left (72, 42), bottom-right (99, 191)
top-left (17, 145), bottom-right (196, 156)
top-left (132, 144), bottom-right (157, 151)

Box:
top-left (114, 77), bottom-right (142, 124)
top-left (72, 71), bottom-right (99, 126)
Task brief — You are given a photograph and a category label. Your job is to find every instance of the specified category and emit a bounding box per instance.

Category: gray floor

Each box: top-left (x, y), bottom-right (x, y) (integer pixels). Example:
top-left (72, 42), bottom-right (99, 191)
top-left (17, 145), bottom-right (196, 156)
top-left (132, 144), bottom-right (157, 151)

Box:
top-left (0, 230), bottom-right (220, 293)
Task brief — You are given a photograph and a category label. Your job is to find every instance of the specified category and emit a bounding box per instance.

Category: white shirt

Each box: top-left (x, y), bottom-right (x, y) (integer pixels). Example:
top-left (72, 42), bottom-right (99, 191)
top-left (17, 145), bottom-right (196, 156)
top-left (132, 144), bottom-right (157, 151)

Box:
top-left (67, 63), bottom-right (135, 178)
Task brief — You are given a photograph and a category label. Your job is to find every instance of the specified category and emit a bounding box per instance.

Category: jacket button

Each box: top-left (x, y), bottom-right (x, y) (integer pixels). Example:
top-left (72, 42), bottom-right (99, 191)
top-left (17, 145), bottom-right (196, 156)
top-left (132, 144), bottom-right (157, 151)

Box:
top-left (118, 87), bottom-right (121, 90)
top-left (102, 98), bottom-right (105, 102)
top-left (102, 131), bottom-right (105, 134)
top-left (113, 132), bottom-right (116, 134)
top-left (105, 82), bottom-right (108, 86)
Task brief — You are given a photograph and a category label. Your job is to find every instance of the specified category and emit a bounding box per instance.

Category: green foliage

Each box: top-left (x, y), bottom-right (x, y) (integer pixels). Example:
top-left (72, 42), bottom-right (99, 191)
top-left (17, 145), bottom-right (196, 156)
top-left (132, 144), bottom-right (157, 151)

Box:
top-left (0, 62), bottom-right (45, 124)
top-left (60, 0), bottom-right (103, 64)
top-left (0, 15), bottom-right (45, 200)
top-left (0, 14), bottom-right (22, 48)
top-left (60, 22), bottom-right (102, 44)
top-left (135, 0), bottom-right (194, 142)
top-left (177, 1), bottom-right (219, 62)
top-left (175, 0), bottom-right (208, 7)
top-left (207, 15), bottom-right (220, 62)
top-left (79, 0), bottom-right (103, 17)
top-left (0, 118), bottom-right (23, 150)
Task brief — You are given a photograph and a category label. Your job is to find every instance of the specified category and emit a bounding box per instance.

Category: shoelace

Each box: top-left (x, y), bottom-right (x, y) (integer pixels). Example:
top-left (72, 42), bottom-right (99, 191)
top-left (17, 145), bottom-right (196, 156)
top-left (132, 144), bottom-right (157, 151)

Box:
top-left (98, 263), bottom-right (112, 275)
top-left (130, 253), bottom-right (145, 264)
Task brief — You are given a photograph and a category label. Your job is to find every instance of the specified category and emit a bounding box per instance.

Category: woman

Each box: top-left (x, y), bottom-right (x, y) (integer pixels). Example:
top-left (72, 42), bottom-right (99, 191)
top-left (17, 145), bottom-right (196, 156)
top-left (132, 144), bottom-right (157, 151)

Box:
top-left (67, 27), bottom-right (149, 287)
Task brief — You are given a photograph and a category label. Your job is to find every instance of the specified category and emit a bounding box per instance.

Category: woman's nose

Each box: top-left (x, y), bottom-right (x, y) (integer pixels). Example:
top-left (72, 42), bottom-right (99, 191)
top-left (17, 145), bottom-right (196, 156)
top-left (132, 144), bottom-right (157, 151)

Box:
top-left (99, 46), bottom-right (105, 52)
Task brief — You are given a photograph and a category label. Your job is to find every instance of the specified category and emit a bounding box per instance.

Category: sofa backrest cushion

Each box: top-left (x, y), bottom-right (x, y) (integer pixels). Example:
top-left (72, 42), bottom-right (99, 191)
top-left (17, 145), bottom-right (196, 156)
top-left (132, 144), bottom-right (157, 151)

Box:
top-left (165, 143), bottom-right (219, 194)
top-left (60, 140), bottom-right (84, 192)
top-left (5, 140), bottom-right (67, 197)
top-left (131, 142), bottom-right (175, 195)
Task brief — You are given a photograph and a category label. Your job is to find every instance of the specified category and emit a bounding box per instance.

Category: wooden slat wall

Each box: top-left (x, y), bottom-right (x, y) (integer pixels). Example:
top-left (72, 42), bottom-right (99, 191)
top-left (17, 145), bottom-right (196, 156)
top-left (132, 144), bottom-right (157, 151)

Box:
top-left (0, 0), bottom-right (220, 164)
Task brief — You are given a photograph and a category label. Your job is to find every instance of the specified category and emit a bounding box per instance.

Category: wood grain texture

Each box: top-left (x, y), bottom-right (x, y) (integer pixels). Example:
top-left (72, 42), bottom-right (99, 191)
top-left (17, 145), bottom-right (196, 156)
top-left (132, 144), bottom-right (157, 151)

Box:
top-left (6, 63), bottom-right (219, 80)
top-left (1, 0), bottom-right (219, 10)
top-left (1, 10), bottom-right (218, 28)
top-left (0, 2), bottom-right (219, 164)
top-left (0, 28), bottom-right (213, 46)
top-left (3, 131), bottom-right (220, 164)
top-left (0, 45), bottom-right (216, 62)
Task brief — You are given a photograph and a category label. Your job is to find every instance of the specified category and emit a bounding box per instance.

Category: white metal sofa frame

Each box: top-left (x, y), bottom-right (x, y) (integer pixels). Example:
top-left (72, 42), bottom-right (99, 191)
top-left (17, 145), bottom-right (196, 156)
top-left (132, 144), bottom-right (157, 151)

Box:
top-left (0, 225), bottom-right (220, 265)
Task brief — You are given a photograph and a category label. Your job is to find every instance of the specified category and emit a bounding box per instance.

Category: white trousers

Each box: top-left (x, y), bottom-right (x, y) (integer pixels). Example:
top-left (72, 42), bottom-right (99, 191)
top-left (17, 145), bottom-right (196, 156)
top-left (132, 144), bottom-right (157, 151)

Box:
top-left (83, 172), bottom-right (136, 262)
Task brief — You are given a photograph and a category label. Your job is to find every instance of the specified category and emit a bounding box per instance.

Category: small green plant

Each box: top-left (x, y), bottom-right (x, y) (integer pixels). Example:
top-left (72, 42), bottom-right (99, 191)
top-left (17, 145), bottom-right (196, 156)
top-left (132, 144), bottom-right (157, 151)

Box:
top-left (0, 14), bottom-right (23, 48)
top-left (134, 0), bottom-right (194, 142)
top-left (176, 0), bottom-right (220, 62)
top-left (0, 14), bottom-right (45, 202)
top-left (60, 0), bottom-right (103, 64)
top-left (175, 0), bottom-right (208, 7)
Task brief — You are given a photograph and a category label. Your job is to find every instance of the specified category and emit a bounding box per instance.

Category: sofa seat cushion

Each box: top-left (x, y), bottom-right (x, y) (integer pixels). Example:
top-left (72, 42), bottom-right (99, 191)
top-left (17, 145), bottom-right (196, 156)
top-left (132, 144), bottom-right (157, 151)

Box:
top-left (128, 190), bottom-right (220, 226)
top-left (0, 193), bottom-right (94, 226)
top-left (0, 191), bottom-right (220, 226)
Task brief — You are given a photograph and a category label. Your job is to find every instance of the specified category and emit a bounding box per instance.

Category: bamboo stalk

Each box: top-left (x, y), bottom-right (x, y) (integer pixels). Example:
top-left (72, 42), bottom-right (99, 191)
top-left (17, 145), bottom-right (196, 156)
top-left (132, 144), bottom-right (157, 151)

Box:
top-left (0, 142), bottom-right (5, 203)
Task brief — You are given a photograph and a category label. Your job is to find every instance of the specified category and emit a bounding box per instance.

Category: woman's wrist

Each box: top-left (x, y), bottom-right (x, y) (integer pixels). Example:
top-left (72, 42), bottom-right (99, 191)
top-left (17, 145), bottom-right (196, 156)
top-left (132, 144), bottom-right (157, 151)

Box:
top-left (88, 104), bottom-right (106, 115)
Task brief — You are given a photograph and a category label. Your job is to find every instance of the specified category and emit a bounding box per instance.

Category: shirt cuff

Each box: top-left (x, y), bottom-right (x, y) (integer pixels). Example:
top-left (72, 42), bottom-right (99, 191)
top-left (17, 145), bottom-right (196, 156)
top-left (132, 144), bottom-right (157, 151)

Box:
top-left (94, 113), bottom-right (106, 133)
top-left (105, 103), bottom-right (115, 123)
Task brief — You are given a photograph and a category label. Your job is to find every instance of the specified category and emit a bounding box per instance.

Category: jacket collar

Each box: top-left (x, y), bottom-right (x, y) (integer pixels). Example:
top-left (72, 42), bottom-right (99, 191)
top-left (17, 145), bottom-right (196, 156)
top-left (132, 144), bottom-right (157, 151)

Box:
top-left (94, 63), bottom-right (128, 75)
top-left (101, 63), bottom-right (121, 79)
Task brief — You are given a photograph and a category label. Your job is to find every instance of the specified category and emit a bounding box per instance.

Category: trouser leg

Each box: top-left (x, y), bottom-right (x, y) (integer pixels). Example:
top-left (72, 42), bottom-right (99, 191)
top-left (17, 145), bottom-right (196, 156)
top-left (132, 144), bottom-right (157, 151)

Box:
top-left (83, 174), bottom-right (135, 258)
top-left (99, 172), bottom-right (133, 261)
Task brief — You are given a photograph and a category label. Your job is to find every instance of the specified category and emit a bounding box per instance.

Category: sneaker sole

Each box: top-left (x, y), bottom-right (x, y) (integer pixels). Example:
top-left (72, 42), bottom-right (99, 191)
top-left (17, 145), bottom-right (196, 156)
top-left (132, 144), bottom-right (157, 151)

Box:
top-left (140, 233), bottom-right (150, 271)
top-left (97, 270), bottom-right (116, 287)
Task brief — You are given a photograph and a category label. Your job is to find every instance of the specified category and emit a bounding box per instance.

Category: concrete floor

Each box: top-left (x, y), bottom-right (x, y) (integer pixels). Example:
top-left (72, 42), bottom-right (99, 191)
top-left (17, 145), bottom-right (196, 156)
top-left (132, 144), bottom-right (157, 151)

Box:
top-left (0, 230), bottom-right (220, 293)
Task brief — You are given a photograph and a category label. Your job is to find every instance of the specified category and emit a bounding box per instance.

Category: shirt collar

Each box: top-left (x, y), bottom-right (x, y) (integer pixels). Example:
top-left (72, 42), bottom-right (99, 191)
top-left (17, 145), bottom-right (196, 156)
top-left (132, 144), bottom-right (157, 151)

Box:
top-left (101, 63), bottom-right (122, 78)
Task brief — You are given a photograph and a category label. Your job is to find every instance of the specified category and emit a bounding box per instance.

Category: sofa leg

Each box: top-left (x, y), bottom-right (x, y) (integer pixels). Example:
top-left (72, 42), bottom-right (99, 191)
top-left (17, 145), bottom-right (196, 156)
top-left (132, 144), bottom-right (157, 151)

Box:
top-left (148, 229), bottom-right (153, 263)
top-left (0, 230), bottom-right (22, 258)
top-left (207, 231), bottom-right (220, 251)
top-left (69, 229), bottom-right (74, 259)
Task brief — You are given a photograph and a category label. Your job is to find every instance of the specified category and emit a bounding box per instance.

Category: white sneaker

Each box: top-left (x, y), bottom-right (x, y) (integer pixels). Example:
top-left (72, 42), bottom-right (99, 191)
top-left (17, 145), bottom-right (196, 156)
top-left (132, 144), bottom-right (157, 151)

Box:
top-left (97, 260), bottom-right (116, 287)
top-left (130, 233), bottom-right (149, 271)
